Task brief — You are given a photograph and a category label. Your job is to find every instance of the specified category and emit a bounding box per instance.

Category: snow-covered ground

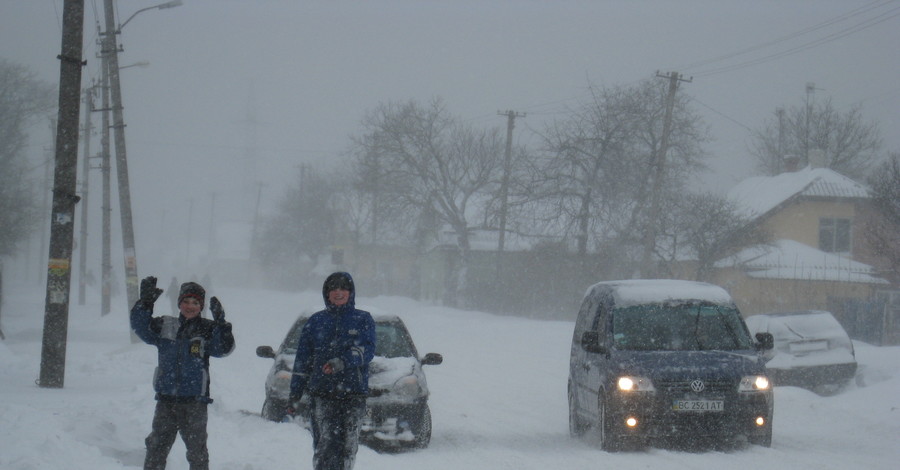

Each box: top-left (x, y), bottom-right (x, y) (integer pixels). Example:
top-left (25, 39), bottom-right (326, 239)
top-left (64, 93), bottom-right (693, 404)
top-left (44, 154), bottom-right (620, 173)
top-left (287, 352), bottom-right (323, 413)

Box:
top-left (2, 279), bottom-right (898, 470)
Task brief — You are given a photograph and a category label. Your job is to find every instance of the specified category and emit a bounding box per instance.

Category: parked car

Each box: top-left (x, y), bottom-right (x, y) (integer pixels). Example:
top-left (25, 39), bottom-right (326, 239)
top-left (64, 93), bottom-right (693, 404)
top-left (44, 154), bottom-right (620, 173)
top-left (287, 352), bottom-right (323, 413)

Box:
top-left (568, 279), bottom-right (775, 450)
top-left (745, 310), bottom-right (857, 395)
top-left (256, 309), bottom-right (443, 450)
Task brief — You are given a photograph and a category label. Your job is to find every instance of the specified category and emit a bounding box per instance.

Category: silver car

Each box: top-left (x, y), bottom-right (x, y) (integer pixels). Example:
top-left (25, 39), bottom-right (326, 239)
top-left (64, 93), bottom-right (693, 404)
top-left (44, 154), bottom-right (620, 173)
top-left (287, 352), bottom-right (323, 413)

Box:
top-left (745, 310), bottom-right (857, 395)
top-left (256, 310), bottom-right (443, 450)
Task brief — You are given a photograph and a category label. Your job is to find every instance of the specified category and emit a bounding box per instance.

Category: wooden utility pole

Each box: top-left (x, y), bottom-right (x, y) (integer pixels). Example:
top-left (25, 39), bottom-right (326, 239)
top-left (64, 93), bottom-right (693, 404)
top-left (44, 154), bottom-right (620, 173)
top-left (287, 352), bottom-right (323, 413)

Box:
top-left (77, 84), bottom-right (94, 305)
top-left (496, 110), bottom-right (525, 254)
top-left (40, 0), bottom-right (86, 388)
top-left (640, 71), bottom-right (691, 278)
top-left (102, 0), bottom-right (141, 325)
top-left (97, 29), bottom-right (113, 316)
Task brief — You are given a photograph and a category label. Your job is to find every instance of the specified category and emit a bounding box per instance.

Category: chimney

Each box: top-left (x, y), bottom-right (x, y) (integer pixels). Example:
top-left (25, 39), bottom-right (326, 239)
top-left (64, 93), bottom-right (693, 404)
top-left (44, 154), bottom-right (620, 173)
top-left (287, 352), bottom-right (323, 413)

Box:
top-left (809, 149), bottom-right (827, 169)
top-left (783, 154), bottom-right (800, 172)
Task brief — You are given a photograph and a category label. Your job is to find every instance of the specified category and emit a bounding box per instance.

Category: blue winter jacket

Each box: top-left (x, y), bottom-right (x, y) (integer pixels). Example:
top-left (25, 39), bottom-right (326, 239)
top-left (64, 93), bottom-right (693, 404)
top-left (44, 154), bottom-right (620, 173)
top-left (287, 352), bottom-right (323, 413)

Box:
top-left (290, 275), bottom-right (376, 400)
top-left (131, 303), bottom-right (236, 402)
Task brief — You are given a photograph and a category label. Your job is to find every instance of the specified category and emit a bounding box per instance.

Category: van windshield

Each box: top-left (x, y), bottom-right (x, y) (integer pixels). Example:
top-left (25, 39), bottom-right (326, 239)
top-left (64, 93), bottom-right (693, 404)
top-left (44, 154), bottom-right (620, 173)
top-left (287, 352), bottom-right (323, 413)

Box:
top-left (611, 303), bottom-right (754, 351)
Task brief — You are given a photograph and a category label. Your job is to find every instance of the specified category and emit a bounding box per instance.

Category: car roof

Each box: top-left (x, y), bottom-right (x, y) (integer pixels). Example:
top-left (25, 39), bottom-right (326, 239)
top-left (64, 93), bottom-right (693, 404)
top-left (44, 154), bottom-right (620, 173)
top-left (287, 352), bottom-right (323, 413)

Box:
top-left (755, 309), bottom-right (833, 317)
top-left (586, 279), bottom-right (735, 308)
top-left (293, 305), bottom-right (401, 324)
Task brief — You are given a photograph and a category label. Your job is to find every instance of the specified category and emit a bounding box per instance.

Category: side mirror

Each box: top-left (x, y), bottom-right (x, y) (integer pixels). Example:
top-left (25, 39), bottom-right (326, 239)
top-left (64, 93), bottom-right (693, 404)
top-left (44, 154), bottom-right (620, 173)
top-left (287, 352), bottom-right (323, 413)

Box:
top-left (755, 332), bottom-right (774, 351)
top-left (581, 331), bottom-right (607, 354)
top-left (256, 345), bottom-right (276, 359)
top-left (421, 352), bottom-right (443, 366)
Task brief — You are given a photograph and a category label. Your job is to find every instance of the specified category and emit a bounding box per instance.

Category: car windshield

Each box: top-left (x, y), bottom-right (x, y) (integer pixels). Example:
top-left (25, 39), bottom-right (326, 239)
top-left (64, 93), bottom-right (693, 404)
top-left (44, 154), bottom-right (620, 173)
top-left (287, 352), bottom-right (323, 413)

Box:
top-left (280, 317), bottom-right (417, 358)
top-left (612, 302), bottom-right (754, 351)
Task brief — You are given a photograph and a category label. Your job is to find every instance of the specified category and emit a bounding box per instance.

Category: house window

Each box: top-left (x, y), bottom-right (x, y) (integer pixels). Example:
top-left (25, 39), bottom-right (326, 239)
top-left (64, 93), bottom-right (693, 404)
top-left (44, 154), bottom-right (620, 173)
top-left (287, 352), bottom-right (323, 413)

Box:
top-left (818, 217), bottom-right (851, 253)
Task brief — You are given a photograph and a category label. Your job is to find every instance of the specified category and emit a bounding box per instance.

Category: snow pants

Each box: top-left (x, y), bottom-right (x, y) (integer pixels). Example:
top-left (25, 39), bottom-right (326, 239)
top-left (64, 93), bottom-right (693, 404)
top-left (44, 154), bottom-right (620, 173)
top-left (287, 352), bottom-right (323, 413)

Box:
top-left (144, 400), bottom-right (209, 470)
top-left (309, 396), bottom-right (367, 470)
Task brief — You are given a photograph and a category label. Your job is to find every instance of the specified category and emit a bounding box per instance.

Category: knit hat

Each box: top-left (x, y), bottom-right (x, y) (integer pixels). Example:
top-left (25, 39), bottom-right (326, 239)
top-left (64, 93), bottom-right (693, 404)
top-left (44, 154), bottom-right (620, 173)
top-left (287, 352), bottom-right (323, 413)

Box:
top-left (178, 282), bottom-right (206, 309)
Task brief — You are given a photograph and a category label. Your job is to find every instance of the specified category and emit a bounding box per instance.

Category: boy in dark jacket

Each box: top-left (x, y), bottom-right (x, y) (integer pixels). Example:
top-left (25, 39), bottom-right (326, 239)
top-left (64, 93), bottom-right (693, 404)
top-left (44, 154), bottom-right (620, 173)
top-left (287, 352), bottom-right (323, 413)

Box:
top-left (290, 272), bottom-right (376, 470)
top-left (131, 277), bottom-right (235, 470)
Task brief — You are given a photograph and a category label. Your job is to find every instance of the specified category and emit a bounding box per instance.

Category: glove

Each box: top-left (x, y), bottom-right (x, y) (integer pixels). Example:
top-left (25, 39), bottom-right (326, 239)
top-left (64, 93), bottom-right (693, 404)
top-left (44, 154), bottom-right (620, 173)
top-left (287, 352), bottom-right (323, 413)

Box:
top-left (139, 276), bottom-right (163, 309)
top-left (286, 394), bottom-right (303, 416)
top-left (210, 296), bottom-right (225, 323)
top-left (322, 358), bottom-right (344, 375)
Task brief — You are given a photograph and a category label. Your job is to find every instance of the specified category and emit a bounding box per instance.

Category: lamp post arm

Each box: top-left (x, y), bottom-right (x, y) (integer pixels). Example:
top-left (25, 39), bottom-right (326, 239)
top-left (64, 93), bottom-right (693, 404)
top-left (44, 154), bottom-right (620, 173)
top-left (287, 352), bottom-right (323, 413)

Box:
top-left (117, 0), bottom-right (183, 32)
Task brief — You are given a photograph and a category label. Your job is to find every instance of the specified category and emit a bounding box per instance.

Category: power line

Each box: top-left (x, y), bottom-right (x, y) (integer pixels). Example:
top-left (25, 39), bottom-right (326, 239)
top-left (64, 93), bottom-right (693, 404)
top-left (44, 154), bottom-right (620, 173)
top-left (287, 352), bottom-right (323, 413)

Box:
top-left (674, 0), bottom-right (895, 71)
top-left (687, 97), bottom-right (754, 132)
top-left (688, 4), bottom-right (900, 78)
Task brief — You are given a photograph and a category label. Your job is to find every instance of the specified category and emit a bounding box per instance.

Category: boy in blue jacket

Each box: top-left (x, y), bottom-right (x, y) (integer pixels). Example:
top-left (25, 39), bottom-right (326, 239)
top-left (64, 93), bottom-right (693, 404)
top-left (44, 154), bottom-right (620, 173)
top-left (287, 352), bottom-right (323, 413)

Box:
top-left (131, 277), bottom-right (235, 470)
top-left (290, 272), bottom-right (376, 470)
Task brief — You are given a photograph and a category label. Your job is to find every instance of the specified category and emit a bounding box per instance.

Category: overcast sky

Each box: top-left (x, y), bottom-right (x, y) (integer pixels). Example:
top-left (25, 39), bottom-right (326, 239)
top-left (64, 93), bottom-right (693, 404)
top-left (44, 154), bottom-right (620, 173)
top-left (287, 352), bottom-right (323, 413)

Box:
top-left (3, 0), bottom-right (899, 275)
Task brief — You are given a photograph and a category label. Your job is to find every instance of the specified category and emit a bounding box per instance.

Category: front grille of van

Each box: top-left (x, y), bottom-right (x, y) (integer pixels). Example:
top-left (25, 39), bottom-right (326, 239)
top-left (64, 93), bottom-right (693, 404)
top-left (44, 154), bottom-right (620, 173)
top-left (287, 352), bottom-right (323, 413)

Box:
top-left (655, 379), bottom-right (734, 394)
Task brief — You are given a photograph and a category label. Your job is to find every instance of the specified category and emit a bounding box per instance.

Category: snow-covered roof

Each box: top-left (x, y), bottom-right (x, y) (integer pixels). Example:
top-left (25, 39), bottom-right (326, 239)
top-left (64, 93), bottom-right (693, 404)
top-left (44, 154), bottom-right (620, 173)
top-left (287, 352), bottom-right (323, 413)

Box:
top-left (586, 279), bottom-right (736, 308)
top-left (714, 239), bottom-right (888, 284)
top-left (727, 167), bottom-right (869, 220)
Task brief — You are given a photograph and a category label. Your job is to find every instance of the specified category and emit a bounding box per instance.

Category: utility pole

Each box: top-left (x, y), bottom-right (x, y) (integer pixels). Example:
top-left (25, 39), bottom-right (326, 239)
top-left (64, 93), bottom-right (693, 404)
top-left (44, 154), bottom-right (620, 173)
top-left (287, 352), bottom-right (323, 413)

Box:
top-left (640, 71), bottom-right (691, 278)
top-left (39, 0), bottom-right (86, 388)
top-left (496, 110), bottom-right (525, 254)
top-left (776, 107), bottom-right (785, 172)
top-left (208, 192), bottom-right (217, 265)
top-left (97, 26), bottom-right (113, 316)
top-left (102, 0), bottom-right (141, 329)
top-left (251, 182), bottom-right (264, 250)
top-left (77, 84), bottom-right (94, 305)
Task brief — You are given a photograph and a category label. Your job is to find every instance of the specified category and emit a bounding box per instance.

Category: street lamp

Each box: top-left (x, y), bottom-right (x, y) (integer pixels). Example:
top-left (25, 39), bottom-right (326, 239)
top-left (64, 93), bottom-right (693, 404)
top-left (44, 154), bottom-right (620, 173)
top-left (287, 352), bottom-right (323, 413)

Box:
top-left (118, 0), bottom-right (184, 32)
top-left (100, 0), bottom-right (182, 338)
top-left (119, 60), bottom-right (150, 70)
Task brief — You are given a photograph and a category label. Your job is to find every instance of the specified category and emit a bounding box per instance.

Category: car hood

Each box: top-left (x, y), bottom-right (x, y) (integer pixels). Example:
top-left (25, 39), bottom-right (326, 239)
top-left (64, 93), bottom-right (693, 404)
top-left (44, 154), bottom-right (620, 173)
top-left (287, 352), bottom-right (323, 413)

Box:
top-left (610, 350), bottom-right (765, 380)
top-left (367, 356), bottom-right (421, 390)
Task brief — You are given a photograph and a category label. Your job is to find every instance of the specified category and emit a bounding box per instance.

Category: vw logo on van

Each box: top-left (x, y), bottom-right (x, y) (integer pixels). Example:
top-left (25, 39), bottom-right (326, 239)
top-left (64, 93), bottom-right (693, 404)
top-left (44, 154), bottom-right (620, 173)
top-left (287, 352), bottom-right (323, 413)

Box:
top-left (690, 380), bottom-right (706, 392)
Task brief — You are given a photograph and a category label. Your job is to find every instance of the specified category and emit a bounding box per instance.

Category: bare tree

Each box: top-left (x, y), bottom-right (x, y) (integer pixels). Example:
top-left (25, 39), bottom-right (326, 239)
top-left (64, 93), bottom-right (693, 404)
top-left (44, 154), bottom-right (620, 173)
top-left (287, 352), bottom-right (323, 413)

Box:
top-left (255, 166), bottom-right (337, 288)
top-left (0, 59), bottom-right (55, 258)
top-left (750, 98), bottom-right (882, 179)
top-left (352, 98), bottom-right (506, 306)
top-left (662, 192), bottom-right (771, 281)
top-left (0, 59), bottom-right (54, 338)
top-left (865, 153), bottom-right (900, 283)
top-left (532, 79), bottom-right (709, 275)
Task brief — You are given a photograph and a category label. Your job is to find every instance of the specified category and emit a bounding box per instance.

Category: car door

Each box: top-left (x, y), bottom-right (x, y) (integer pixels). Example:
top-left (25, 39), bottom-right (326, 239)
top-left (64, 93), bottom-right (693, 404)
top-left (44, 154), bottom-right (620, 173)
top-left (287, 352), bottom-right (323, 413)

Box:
top-left (571, 290), bottom-right (598, 416)
top-left (581, 294), bottom-right (611, 419)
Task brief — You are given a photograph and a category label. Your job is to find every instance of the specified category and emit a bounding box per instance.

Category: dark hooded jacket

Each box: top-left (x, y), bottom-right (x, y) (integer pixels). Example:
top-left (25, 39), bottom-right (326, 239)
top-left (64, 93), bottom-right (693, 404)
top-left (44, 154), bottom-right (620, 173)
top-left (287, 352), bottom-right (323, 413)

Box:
top-left (290, 272), bottom-right (376, 399)
top-left (131, 303), bottom-right (235, 402)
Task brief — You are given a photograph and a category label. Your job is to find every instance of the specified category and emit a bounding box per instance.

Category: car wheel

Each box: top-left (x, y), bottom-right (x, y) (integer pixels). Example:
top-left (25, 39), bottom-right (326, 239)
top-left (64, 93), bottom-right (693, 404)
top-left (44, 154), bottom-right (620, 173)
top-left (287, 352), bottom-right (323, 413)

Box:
top-left (261, 397), bottom-right (284, 422)
top-left (598, 394), bottom-right (622, 452)
top-left (410, 404), bottom-right (433, 448)
top-left (568, 383), bottom-right (589, 437)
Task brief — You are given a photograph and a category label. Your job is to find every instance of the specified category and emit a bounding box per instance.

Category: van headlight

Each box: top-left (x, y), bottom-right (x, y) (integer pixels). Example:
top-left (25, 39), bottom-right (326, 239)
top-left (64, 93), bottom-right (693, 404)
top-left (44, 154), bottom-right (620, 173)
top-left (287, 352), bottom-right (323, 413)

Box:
top-left (393, 375), bottom-right (424, 397)
top-left (617, 376), bottom-right (655, 392)
top-left (739, 375), bottom-right (770, 392)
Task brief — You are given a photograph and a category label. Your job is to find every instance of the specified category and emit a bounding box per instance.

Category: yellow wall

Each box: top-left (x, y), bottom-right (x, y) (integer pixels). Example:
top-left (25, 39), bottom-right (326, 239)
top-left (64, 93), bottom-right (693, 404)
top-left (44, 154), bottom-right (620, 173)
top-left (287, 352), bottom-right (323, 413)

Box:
top-left (762, 200), bottom-right (857, 250)
top-left (713, 267), bottom-right (876, 316)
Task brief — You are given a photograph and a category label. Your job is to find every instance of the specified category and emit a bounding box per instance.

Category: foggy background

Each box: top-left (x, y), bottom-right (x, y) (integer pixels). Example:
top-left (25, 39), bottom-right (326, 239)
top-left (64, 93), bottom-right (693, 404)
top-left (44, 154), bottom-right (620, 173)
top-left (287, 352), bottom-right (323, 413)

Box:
top-left (2, 0), bottom-right (899, 306)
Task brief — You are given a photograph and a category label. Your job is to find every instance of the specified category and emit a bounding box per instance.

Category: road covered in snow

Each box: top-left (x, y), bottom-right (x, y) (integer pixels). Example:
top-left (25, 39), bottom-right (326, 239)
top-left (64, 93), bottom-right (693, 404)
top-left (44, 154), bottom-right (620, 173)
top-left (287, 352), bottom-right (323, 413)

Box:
top-left (1, 284), bottom-right (898, 469)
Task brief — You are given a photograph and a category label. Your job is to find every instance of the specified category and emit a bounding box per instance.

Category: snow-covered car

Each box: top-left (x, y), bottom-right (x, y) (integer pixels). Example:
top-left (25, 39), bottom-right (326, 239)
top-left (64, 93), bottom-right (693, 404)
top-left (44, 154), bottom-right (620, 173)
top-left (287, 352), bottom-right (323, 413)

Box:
top-left (255, 310), bottom-right (443, 450)
top-left (745, 310), bottom-right (857, 395)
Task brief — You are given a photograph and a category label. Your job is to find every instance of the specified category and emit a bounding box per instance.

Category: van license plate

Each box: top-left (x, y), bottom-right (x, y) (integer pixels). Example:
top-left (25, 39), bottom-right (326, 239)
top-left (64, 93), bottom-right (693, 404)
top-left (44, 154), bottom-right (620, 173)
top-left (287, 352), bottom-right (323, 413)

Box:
top-left (672, 400), bottom-right (724, 411)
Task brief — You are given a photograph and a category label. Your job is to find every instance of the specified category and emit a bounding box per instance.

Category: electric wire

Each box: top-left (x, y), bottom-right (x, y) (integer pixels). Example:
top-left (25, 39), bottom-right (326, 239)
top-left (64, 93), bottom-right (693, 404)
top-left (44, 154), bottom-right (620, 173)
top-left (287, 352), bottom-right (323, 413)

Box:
top-left (674, 0), bottom-right (895, 71)
top-left (687, 3), bottom-right (900, 78)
